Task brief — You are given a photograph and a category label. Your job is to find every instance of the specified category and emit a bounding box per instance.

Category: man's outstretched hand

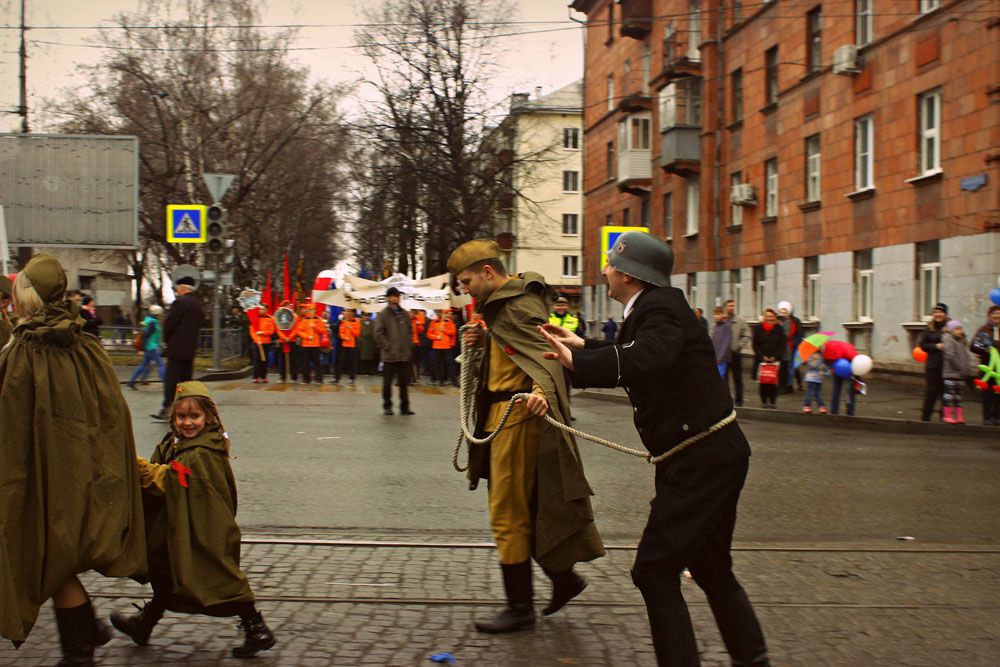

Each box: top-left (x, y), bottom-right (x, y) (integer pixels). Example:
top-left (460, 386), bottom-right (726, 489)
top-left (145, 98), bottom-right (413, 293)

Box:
top-left (538, 324), bottom-right (577, 370)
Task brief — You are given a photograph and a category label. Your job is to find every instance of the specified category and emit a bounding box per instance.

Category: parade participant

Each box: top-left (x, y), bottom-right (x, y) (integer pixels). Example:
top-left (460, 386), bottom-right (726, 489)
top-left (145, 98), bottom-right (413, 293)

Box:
top-left (449, 239), bottom-right (604, 635)
top-left (429, 309), bottom-right (457, 386)
top-left (111, 381), bottom-right (276, 658)
top-left (359, 313), bottom-right (377, 375)
top-left (410, 309), bottom-right (427, 384)
top-left (273, 300), bottom-right (296, 383)
top-left (0, 275), bottom-right (12, 348)
top-left (128, 304), bottom-right (166, 389)
top-left (155, 276), bottom-right (204, 420)
top-left (540, 232), bottom-right (769, 666)
top-left (249, 305), bottom-right (276, 383)
top-left (335, 309), bottom-right (361, 385)
top-left (289, 302), bottom-right (328, 384)
top-left (0, 254), bottom-right (147, 663)
top-left (374, 287), bottom-right (414, 415)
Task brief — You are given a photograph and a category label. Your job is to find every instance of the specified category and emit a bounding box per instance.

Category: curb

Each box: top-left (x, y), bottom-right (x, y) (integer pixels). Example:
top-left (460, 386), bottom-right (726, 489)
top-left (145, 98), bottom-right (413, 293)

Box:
top-left (577, 390), bottom-right (997, 439)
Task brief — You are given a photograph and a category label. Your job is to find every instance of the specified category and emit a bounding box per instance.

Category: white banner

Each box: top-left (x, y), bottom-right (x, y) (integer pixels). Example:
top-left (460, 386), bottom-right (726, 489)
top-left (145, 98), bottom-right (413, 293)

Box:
top-left (313, 272), bottom-right (471, 314)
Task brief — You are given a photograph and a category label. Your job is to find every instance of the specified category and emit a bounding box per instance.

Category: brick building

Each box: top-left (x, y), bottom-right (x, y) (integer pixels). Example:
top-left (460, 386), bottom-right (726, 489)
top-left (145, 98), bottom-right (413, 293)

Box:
top-left (569, 0), bottom-right (998, 363)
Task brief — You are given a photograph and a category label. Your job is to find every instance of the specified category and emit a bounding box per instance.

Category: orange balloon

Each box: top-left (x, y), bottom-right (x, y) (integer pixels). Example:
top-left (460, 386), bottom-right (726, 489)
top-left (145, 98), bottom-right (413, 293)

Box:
top-left (912, 346), bottom-right (928, 363)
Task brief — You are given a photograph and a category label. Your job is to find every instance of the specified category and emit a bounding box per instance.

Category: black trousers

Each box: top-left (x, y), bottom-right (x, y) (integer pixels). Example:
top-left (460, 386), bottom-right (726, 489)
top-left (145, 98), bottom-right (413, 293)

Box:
top-left (432, 349), bottom-right (454, 384)
top-left (252, 343), bottom-right (271, 379)
top-left (728, 353), bottom-right (744, 405)
top-left (921, 367), bottom-right (945, 420)
top-left (336, 347), bottom-right (358, 381)
top-left (758, 382), bottom-right (778, 406)
top-left (301, 347), bottom-right (322, 383)
top-left (983, 380), bottom-right (1000, 425)
top-left (382, 361), bottom-right (410, 410)
top-left (162, 358), bottom-right (194, 409)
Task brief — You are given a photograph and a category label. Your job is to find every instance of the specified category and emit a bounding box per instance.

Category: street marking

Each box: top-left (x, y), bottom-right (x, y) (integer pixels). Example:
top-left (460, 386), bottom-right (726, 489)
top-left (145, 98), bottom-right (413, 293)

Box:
top-left (317, 436), bottom-right (341, 440)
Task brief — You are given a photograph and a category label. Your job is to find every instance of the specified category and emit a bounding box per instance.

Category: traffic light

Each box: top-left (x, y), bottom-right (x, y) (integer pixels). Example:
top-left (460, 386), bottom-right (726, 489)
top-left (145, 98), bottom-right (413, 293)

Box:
top-left (206, 204), bottom-right (226, 254)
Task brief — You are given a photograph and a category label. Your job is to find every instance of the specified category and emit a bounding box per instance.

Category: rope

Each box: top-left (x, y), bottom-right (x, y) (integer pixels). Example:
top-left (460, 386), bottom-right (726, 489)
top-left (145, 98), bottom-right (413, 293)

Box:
top-left (452, 324), bottom-right (738, 471)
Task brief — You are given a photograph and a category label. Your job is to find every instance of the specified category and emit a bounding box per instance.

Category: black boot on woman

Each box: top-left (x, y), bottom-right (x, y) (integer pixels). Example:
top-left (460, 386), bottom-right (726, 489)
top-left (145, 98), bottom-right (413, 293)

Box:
top-left (54, 600), bottom-right (100, 667)
top-left (110, 599), bottom-right (165, 646)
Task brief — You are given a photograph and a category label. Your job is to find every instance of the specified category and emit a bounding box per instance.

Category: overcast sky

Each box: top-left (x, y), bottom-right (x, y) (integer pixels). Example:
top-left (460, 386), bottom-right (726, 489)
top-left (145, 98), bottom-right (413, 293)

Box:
top-left (0, 0), bottom-right (585, 132)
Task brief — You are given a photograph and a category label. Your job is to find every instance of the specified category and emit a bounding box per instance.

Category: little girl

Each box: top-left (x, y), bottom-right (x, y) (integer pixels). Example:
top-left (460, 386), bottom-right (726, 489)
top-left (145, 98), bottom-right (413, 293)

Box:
top-left (110, 381), bottom-right (276, 658)
top-left (942, 320), bottom-right (973, 424)
top-left (802, 351), bottom-right (829, 413)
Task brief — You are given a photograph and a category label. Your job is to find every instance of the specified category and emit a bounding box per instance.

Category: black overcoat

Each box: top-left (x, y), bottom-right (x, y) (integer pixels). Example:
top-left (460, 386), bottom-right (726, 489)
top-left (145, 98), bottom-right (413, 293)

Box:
top-left (163, 294), bottom-right (204, 361)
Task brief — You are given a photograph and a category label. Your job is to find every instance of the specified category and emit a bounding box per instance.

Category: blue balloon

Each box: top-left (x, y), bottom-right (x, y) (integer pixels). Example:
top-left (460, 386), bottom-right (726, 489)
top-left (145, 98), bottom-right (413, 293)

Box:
top-left (990, 288), bottom-right (1000, 307)
top-left (833, 358), bottom-right (853, 379)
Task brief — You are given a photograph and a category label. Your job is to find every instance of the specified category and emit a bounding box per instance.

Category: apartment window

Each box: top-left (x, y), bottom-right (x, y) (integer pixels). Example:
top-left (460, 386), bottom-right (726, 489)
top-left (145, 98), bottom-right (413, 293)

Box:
top-left (562, 255), bottom-right (580, 279)
top-left (856, 0), bottom-right (873, 45)
top-left (685, 177), bottom-right (700, 236)
top-left (606, 141), bottom-right (615, 180)
top-left (619, 115), bottom-right (652, 151)
top-left (920, 0), bottom-right (940, 13)
top-left (622, 207), bottom-right (631, 226)
top-left (663, 192), bottom-right (674, 240)
top-left (640, 198), bottom-right (651, 227)
top-left (805, 134), bottom-right (821, 202)
top-left (688, 0), bottom-right (702, 61)
top-left (854, 115), bottom-right (874, 191)
top-left (642, 44), bottom-right (651, 94)
top-left (731, 69), bottom-right (743, 123)
top-left (916, 240), bottom-right (941, 319)
top-left (730, 269), bottom-right (743, 315)
top-left (659, 77), bottom-right (703, 130)
top-left (918, 89), bottom-right (942, 174)
top-left (807, 8), bottom-right (822, 74)
top-left (804, 256), bottom-right (820, 321)
top-left (607, 75), bottom-right (615, 111)
top-left (764, 158), bottom-right (778, 217)
top-left (765, 47), bottom-right (779, 105)
top-left (686, 273), bottom-right (698, 307)
top-left (563, 127), bottom-right (579, 150)
top-left (753, 265), bottom-right (767, 316)
top-left (562, 170), bottom-right (579, 192)
top-left (562, 213), bottom-right (579, 236)
top-left (854, 249), bottom-right (874, 321)
top-left (730, 171), bottom-right (743, 227)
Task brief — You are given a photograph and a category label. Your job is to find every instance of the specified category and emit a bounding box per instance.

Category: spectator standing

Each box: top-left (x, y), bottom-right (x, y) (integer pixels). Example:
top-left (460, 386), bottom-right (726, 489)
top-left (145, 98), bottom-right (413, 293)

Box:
top-left (79, 294), bottom-right (103, 338)
top-left (289, 303), bottom-right (328, 384)
top-left (801, 352), bottom-right (828, 413)
top-left (972, 305), bottom-right (1000, 425)
top-left (694, 306), bottom-right (708, 332)
top-left (549, 297), bottom-right (581, 419)
top-left (335, 309), bottom-right (361, 384)
top-left (941, 319), bottom-right (974, 424)
top-left (601, 316), bottom-right (618, 341)
top-left (374, 287), bottom-right (414, 415)
top-left (359, 312), bottom-right (377, 375)
top-left (128, 304), bottom-right (166, 389)
top-left (918, 303), bottom-right (950, 421)
top-left (710, 306), bottom-right (732, 377)
top-left (776, 302), bottom-right (802, 394)
top-left (154, 277), bottom-right (203, 420)
top-left (249, 305), bottom-right (276, 383)
top-left (726, 299), bottom-right (751, 406)
top-left (824, 341), bottom-right (859, 416)
top-left (753, 308), bottom-right (785, 408)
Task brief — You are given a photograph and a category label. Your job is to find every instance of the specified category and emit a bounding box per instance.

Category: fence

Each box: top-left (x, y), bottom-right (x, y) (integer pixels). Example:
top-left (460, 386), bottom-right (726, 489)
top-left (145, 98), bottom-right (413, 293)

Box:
top-left (98, 326), bottom-right (247, 359)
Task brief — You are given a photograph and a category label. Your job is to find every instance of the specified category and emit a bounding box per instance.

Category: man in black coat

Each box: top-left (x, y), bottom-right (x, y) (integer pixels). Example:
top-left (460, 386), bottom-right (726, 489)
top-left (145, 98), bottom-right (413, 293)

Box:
top-left (541, 232), bottom-right (768, 667)
top-left (918, 302), bottom-right (950, 421)
top-left (154, 277), bottom-right (204, 419)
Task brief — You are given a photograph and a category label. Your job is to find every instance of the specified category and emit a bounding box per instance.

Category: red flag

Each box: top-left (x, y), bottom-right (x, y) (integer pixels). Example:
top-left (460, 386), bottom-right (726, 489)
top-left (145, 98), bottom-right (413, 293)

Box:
top-left (282, 255), bottom-right (291, 305)
top-left (262, 271), bottom-right (273, 313)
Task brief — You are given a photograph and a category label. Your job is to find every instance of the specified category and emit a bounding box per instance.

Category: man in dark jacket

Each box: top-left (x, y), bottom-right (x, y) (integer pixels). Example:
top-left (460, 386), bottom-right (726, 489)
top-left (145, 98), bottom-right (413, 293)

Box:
top-left (154, 277), bottom-right (204, 419)
top-left (541, 232), bottom-right (768, 667)
top-left (918, 302), bottom-right (950, 421)
top-left (374, 286), bottom-right (413, 415)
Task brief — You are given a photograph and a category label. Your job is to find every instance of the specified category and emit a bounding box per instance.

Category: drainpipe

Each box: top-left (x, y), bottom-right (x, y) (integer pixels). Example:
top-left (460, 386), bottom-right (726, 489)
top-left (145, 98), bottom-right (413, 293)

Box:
top-left (569, 6), bottom-right (595, 324)
top-left (711, 0), bottom-right (725, 306)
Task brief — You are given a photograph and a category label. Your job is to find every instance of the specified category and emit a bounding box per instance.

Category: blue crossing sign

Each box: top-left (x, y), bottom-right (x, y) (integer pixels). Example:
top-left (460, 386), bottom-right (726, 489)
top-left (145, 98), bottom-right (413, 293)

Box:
top-left (166, 204), bottom-right (207, 243)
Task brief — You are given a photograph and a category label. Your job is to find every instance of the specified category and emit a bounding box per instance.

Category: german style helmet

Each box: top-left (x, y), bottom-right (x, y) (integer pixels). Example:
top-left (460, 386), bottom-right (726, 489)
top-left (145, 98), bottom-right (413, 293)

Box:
top-left (605, 232), bottom-right (673, 287)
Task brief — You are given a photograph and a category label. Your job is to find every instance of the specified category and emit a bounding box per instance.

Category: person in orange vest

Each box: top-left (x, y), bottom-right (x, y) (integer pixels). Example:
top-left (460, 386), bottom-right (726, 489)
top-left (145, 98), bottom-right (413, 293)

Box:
top-left (335, 309), bottom-right (361, 385)
top-left (289, 303), bottom-right (329, 384)
top-left (249, 306), bottom-right (277, 384)
top-left (410, 309), bottom-right (427, 385)
top-left (428, 309), bottom-right (458, 386)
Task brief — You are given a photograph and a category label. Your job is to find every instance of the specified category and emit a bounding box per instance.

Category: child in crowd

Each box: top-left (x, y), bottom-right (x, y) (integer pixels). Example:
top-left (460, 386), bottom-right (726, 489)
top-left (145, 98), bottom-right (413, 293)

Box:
top-left (942, 319), bottom-right (973, 424)
top-left (802, 351), bottom-right (829, 413)
top-left (111, 381), bottom-right (276, 658)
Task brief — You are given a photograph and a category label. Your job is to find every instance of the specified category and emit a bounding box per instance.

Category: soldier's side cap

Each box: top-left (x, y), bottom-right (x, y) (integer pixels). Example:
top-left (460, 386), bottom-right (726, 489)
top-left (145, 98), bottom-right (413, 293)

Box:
top-left (174, 380), bottom-right (213, 402)
top-left (447, 239), bottom-right (500, 275)
top-left (0, 275), bottom-right (10, 296)
top-left (22, 253), bottom-right (68, 303)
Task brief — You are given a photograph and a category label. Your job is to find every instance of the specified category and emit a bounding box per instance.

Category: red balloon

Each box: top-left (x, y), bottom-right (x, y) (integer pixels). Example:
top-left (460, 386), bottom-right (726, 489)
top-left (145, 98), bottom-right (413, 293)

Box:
top-left (912, 346), bottom-right (928, 363)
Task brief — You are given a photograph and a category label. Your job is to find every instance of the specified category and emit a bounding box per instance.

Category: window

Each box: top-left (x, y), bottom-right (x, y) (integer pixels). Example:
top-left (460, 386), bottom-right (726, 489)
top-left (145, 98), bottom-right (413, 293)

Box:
top-left (663, 192), bottom-right (674, 240)
top-left (916, 240), bottom-right (940, 319)
top-left (640, 198), bottom-right (651, 227)
top-left (686, 273), bottom-right (698, 307)
top-left (804, 256), bottom-right (820, 321)
top-left (918, 89), bottom-right (942, 174)
top-left (642, 44), bottom-right (651, 94)
top-left (920, 0), bottom-right (940, 13)
top-left (79, 275), bottom-right (94, 291)
top-left (619, 115), bottom-right (652, 151)
top-left (805, 135), bottom-right (821, 202)
top-left (659, 77), bottom-right (703, 129)
top-left (753, 265), bottom-right (767, 316)
top-left (730, 269), bottom-right (743, 315)
top-left (854, 249), bottom-right (874, 321)
top-left (562, 255), bottom-right (580, 279)
top-left (607, 75), bottom-right (615, 111)
top-left (730, 172), bottom-right (743, 227)
top-left (854, 115), bottom-right (874, 191)
top-left (807, 8), bottom-right (822, 74)
top-left (563, 128), bottom-right (579, 150)
top-left (765, 47), bottom-right (779, 105)
top-left (685, 177), bottom-right (700, 236)
top-left (764, 158), bottom-right (778, 217)
top-left (731, 69), bottom-right (743, 123)
top-left (606, 141), bottom-right (615, 179)
top-left (688, 0), bottom-right (702, 61)
top-left (622, 207), bottom-right (631, 226)
top-left (562, 170), bottom-right (579, 192)
top-left (856, 0), bottom-right (873, 45)
top-left (562, 214), bottom-right (579, 236)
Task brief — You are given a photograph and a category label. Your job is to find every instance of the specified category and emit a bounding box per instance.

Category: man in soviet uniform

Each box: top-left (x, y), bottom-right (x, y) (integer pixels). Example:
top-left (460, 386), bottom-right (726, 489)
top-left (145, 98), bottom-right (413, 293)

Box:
top-left (540, 232), bottom-right (769, 666)
top-left (448, 239), bottom-right (604, 634)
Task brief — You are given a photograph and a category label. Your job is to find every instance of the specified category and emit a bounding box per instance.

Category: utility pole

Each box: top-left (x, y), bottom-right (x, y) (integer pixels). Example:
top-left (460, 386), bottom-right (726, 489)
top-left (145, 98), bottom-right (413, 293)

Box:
top-left (18, 0), bottom-right (28, 134)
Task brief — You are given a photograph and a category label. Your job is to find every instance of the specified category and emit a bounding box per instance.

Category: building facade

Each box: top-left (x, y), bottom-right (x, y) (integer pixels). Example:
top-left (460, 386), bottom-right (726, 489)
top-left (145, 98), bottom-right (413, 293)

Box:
top-left (495, 81), bottom-right (585, 299)
top-left (570, 0), bottom-right (998, 363)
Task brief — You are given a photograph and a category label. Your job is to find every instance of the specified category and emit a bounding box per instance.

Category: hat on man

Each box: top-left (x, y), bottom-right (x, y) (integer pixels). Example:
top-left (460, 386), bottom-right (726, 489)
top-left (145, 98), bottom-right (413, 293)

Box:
top-left (176, 276), bottom-right (196, 287)
top-left (447, 239), bottom-right (501, 275)
top-left (22, 253), bottom-right (68, 303)
top-left (933, 302), bottom-right (949, 314)
top-left (555, 297), bottom-right (569, 305)
top-left (386, 286), bottom-right (401, 298)
top-left (605, 231), bottom-right (673, 287)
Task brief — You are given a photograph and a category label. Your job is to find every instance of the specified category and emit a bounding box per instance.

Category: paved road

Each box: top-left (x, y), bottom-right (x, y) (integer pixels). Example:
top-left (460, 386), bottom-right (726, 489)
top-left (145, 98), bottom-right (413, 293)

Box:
top-left (4, 379), bottom-right (998, 666)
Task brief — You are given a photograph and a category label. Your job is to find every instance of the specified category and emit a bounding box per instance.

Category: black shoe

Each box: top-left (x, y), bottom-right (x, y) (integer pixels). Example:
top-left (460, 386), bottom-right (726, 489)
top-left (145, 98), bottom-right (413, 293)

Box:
top-left (94, 617), bottom-right (112, 647)
top-left (543, 569), bottom-right (587, 616)
top-left (475, 561), bottom-right (535, 634)
top-left (150, 410), bottom-right (167, 421)
top-left (110, 600), bottom-right (163, 647)
top-left (384, 408), bottom-right (394, 415)
top-left (232, 611), bottom-right (276, 658)
top-left (127, 382), bottom-right (137, 390)
top-left (54, 601), bottom-right (98, 666)
top-left (401, 409), bottom-right (415, 415)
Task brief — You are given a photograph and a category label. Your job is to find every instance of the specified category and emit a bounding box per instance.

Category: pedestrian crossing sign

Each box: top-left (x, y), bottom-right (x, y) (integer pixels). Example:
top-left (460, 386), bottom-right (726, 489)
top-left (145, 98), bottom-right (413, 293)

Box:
top-left (600, 225), bottom-right (649, 269)
top-left (166, 204), bottom-right (208, 243)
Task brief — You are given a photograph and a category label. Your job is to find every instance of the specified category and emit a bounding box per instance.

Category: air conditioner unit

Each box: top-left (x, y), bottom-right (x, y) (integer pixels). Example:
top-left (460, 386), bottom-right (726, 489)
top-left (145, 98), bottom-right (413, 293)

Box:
top-left (730, 183), bottom-right (757, 206)
top-left (832, 45), bottom-right (861, 75)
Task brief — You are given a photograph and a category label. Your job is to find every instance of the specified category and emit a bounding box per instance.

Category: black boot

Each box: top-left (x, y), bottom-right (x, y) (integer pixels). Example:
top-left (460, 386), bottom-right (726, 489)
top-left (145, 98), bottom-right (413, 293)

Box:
top-left (644, 603), bottom-right (700, 667)
top-left (707, 588), bottom-right (770, 666)
top-left (542, 567), bottom-right (587, 616)
top-left (110, 599), bottom-right (164, 647)
top-left (475, 561), bottom-right (535, 634)
top-left (54, 601), bottom-right (98, 667)
top-left (232, 609), bottom-right (276, 658)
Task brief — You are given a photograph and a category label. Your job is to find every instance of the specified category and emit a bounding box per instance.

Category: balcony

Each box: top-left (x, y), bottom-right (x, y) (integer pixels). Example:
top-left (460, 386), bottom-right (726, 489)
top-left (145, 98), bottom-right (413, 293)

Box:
top-left (619, 91), bottom-right (653, 113)
top-left (617, 149), bottom-right (652, 194)
top-left (619, 0), bottom-right (653, 39)
top-left (660, 127), bottom-right (701, 175)
top-left (656, 35), bottom-right (702, 86)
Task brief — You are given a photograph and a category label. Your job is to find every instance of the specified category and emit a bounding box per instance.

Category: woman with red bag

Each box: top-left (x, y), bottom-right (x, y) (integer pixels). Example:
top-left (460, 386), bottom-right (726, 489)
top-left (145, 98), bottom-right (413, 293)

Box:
top-left (752, 308), bottom-right (786, 408)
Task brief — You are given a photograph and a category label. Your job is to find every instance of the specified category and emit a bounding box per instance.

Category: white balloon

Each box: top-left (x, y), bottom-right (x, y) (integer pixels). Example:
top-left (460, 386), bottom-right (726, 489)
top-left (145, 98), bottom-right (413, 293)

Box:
top-left (851, 354), bottom-right (873, 377)
top-left (997, 274), bottom-right (1000, 289)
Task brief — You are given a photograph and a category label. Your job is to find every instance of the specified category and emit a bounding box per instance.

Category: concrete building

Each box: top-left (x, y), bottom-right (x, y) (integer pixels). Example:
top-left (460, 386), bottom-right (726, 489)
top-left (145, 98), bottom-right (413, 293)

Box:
top-left (494, 81), bottom-right (585, 300)
top-left (569, 0), bottom-right (998, 363)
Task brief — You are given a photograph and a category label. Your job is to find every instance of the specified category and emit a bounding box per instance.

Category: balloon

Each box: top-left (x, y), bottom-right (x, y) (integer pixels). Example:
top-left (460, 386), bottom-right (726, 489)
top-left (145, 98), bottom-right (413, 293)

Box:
top-left (851, 354), bottom-right (873, 376)
top-left (833, 358), bottom-right (853, 379)
top-left (912, 346), bottom-right (928, 363)
top-left (990, 288), bottom-right (1000, 307)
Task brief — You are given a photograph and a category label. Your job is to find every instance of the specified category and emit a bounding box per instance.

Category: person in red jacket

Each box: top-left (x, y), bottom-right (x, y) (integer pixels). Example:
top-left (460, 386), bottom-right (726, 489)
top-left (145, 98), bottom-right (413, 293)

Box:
top-left (428, 309), bottom-right (457, 386)
top-left (335, 309), bottom-right (361, 385)
top-left (289, 303), bottom-right (329, 384)
top-left (249, 306), bottom-right (277, 383)
top-left (410, 310), bottom-right (427, 385)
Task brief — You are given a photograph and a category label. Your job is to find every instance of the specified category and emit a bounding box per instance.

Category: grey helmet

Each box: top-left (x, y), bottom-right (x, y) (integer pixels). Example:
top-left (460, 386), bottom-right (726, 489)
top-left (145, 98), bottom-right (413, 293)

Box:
top-left (606, 231), bottom-right (674, 287)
